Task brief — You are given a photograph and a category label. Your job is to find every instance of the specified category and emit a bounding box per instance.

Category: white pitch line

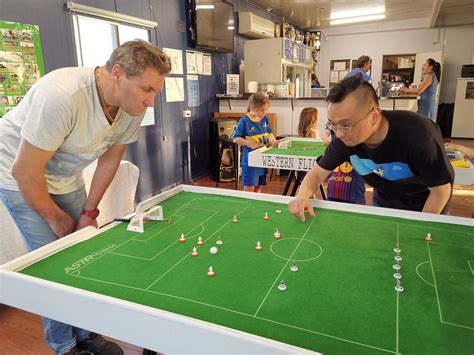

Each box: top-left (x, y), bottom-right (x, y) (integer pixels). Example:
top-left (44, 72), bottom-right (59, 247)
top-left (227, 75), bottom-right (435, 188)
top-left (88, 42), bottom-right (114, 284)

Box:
top-left (427, 242), bottom-right (444, 323)
top-left (321, 210), bottom-right (474, 238)
top-left (145, 204), bottom-right (251, 291)
top-left (133, 214), bottom-right (185, 243)
top-left (254, 217), bottom-right (316, 317)
top-left (468, 260), bottom-right (474, 276)
top-left (70, 272), bottom-right (397, 354)
top-left (395, 224), bottom-right (400, 354)
top-left (427, 243), bottom-right (474, 330)
top-left (430, 241), bottom-right (474, 250)
top-left (440, 320), bottom-right (474, 330)
top-left (415, 261), bottom-right (435, 287)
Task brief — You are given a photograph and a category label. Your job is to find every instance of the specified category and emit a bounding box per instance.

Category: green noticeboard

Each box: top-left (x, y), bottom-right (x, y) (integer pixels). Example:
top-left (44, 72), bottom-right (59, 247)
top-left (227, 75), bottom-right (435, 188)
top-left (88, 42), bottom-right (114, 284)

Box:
top-left (0, 20), bottom-right (45, 117)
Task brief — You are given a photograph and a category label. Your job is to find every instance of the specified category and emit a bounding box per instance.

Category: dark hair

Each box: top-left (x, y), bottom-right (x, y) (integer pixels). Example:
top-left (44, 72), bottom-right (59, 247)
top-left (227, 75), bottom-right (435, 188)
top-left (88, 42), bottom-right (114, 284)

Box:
top-left (326, 75), bottom-right (379, 107)
top-left (356, 55), bottom-right (371, 68)
top-left (311, 73), bottom-right (320, 85)
top-left (247, 92), bottom-right (269, 112)
top-left (298, 107), bottom-right (318, 137)
top-left (426, 58), bottom-right (441, 81)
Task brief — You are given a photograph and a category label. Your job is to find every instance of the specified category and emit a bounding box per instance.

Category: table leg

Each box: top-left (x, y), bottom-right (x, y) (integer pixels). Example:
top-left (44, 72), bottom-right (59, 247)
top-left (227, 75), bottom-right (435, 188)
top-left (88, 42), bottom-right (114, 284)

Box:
top-left (282, 171), bottom-right (295, 195)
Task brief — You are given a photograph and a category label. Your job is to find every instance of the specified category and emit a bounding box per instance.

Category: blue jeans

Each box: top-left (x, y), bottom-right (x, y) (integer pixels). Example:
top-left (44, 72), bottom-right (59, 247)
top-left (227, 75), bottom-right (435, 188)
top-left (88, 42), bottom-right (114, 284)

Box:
top-left (0, 187), bottom-right (90, 354)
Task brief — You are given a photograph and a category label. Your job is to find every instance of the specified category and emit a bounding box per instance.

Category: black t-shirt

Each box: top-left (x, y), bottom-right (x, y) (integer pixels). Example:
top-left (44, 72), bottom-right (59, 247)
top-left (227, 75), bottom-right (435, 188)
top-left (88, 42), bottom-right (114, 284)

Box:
top-left (319, 110), bottom-right (454, 210)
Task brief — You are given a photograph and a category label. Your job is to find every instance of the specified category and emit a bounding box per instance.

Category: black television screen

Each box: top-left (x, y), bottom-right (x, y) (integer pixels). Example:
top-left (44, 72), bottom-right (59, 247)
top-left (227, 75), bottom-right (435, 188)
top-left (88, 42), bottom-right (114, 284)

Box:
top-left (193, 0), bottom-right (234, 53)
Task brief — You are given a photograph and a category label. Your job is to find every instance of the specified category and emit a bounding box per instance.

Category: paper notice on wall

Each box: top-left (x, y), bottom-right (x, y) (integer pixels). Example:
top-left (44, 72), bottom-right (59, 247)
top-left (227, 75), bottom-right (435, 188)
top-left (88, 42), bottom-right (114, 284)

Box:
top-left (196, 52), bottom-right (204, 74)
top-left (187, 74), bottom-right (200, 107)
top-left (333, 61), bottom-right (346, 71)
top-left (203, 53), bottom-right (212, 75)
top-left (163, 48), bottom-right (183, 75)
top-left (186, 50), bottom-right (198, 74)
top-left (165, 77), bottom-right (184, 102)
top-left (330, 70), bottom-right (339, 83)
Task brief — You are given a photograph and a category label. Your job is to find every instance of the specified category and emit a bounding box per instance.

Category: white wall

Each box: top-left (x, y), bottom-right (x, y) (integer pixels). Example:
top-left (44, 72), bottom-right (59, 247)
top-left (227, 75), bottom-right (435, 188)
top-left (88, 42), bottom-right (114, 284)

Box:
top-left (441, 25), bottom-right (474, 102)
top-left (318, 20), bottom-right (474, 103)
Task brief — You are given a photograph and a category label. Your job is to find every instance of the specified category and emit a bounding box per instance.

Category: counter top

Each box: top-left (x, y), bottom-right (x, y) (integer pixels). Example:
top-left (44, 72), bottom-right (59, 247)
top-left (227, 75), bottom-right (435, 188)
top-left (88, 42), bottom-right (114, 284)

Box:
top-left (217, 95), bottom-right (418, 101)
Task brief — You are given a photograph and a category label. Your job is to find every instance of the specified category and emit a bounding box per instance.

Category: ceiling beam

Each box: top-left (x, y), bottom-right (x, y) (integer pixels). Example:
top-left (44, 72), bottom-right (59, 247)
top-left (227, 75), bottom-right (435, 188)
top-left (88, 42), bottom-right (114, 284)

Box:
top-left (429, 0), bottom-right (444, 27)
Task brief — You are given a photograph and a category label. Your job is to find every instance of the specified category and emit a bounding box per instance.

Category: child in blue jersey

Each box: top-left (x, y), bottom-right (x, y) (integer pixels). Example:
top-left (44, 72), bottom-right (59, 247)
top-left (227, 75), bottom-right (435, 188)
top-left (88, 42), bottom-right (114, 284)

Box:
top-left (233, 93), bottom-right (278, 192)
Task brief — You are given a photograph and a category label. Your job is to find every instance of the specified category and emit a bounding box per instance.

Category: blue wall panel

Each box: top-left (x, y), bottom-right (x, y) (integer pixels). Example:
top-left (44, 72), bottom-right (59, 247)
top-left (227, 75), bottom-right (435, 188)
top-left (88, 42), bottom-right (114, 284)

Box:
top-left (0, 0), bottom-right (280, 202)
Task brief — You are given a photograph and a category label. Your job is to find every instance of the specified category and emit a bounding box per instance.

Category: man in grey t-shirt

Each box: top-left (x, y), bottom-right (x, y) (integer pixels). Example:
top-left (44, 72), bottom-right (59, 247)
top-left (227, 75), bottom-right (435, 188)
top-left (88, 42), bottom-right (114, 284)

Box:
top-left (0, 40), bottom-right (171, 355)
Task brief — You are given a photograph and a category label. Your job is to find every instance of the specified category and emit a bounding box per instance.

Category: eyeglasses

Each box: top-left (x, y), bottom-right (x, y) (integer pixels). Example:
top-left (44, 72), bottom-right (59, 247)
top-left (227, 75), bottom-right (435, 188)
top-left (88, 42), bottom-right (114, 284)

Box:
top-left (327, 106), bottom-right (375, 133)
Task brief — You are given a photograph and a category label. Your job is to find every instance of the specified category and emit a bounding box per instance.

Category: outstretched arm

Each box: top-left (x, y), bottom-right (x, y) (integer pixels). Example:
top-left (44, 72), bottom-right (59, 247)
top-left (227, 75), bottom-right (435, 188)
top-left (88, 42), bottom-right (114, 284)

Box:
top-left (75, 144), bottom-right (128, 231)
top-left (288, 164), bottom-right (331, 222)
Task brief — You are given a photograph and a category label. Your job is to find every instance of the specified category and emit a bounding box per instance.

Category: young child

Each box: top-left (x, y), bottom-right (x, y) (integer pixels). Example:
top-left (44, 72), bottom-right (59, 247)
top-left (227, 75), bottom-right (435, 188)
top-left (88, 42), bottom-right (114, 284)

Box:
top-left (233, 93), bottom-right (277, 192)
top-left (289, 107), bottom-right (321, 196)
top-left (322, 127), bottom-right (366, 205)
top-left (298, 107), bottom-right (320, 139)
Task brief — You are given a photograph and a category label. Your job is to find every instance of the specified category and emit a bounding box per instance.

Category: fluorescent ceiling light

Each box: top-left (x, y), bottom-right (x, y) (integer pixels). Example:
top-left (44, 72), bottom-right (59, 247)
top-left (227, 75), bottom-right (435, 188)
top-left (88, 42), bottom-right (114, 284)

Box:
top-left (227, 26), bottom-right (235, 30)
top-left (331, 6), bottom-right (385, 20)
top-left (330, 14), bottom-right (386, 25)
top-left (196, 4), bottom-right (215, 9)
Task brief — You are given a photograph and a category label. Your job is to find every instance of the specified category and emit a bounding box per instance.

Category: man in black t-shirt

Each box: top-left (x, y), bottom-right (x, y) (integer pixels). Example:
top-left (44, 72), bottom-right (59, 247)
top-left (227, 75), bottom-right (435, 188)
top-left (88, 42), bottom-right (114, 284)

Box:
top-left (289, 75), bottom-right (454, 220)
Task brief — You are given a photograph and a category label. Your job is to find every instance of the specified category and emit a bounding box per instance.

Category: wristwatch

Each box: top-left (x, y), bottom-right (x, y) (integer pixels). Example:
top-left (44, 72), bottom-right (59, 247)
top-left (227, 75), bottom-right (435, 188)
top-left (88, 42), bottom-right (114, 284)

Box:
top-left (82, 208), bottom-right (100, 218)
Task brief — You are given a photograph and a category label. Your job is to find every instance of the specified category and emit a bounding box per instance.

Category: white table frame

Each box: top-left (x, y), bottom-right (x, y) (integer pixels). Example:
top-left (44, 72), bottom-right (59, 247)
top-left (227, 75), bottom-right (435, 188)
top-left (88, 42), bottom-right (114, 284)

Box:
top-left (248, 138), bottom-right (324, 172)
top-left (1, 185), bottom-right (471, 353)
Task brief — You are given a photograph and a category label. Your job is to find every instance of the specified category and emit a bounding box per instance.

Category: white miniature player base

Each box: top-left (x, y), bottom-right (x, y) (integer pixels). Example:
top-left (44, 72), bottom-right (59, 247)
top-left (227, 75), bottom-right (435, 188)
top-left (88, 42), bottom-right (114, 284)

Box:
top-left (216, 238), bottom-right (223, 245)
top-left (393, 246), bottom-right (401, 253)
top-left (394, 255), bottom-right (402, 262)
top-left (393, 263), bottom-right (401, 270)
top-left (395, 285), bottom-right (404, 292)
top-left (127, 205), bottom-right (164, 233)
top-left (278, 280), bottom-right (287, 291)
top-left (290, 262), bottom-right (298, 272)
top-left (395, 280), bottom-right (404, 292)
top-left (393, 272), bottom-right (402, 279)
top-left (273, 229), bottom-right (281, 239)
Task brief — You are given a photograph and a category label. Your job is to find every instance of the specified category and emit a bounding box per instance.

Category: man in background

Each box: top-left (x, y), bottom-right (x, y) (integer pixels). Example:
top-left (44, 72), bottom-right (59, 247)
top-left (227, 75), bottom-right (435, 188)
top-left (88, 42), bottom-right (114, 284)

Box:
top-left (346, 55), bottom-right (372, 83)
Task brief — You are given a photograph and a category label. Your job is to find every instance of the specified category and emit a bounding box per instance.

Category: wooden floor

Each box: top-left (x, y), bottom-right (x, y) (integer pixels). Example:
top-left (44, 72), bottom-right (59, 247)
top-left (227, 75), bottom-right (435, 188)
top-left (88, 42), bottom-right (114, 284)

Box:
top-left (1, 140), bottom-right (472, 355)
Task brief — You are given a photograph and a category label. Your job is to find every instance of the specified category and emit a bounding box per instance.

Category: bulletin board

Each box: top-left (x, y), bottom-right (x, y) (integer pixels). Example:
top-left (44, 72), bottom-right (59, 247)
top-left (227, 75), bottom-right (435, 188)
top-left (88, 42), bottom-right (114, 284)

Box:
top-left (0, 20), bottom-right (45, 117)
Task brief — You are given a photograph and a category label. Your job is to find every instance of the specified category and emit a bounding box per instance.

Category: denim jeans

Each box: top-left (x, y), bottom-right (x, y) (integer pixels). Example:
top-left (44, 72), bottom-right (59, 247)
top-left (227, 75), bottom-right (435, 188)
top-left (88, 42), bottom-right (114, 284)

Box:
top-left (0, 187), bottom-right (91, 354)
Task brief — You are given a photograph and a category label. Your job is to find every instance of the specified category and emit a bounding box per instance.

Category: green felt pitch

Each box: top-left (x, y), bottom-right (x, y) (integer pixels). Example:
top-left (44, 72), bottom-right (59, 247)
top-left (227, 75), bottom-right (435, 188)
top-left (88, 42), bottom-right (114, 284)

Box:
top-left (20, 192), bottom-right (473, 354)
top-left (265, 140), bottom-right (327, 157)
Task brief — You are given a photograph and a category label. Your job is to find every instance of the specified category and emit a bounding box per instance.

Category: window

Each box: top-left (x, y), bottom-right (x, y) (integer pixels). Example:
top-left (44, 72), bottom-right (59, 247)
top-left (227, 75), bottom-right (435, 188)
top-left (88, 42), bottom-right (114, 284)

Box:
top-left (71, 7), bottom-right (154, 125)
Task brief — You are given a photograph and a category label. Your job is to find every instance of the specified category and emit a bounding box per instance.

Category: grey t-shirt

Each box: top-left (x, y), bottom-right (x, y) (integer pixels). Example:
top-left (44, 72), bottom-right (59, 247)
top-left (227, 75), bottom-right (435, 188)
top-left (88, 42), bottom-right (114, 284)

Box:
top-left (0, 67), bottom-right (143, 194)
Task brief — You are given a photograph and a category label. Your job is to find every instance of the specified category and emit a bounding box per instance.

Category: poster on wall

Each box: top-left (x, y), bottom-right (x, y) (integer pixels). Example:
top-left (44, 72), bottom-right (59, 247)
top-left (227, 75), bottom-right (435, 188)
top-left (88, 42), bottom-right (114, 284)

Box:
top-left (186, 74), bottom-right (199, 107)
top-left (0, 20), bottom-right (45, 117)
top-left (163, 48), bottom-right (184, 75)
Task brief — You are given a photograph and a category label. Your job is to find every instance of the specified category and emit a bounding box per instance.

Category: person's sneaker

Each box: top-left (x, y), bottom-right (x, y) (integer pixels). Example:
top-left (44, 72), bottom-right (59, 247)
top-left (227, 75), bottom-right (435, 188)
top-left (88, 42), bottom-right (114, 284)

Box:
top-left (77, 333), bottom-right (124, 355)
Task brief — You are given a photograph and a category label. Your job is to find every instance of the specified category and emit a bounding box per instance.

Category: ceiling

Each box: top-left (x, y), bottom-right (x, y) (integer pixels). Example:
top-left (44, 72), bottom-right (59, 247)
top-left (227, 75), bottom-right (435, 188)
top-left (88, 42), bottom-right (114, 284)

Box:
top-left (245, 0), bottom-right (474, 29)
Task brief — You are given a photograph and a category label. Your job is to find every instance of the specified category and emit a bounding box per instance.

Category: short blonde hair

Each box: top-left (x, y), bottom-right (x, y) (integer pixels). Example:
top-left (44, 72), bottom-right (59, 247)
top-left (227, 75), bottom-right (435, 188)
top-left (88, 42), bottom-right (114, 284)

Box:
top-left (247, 92), bottom-right (270, 112)
top-left (105, 39), bottom-right (172, 77)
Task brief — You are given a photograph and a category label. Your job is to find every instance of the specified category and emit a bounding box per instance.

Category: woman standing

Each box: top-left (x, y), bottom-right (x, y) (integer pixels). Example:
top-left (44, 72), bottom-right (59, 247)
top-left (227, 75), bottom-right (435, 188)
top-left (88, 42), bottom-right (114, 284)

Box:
top-left (400, 58), bottom-right (441, 120)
